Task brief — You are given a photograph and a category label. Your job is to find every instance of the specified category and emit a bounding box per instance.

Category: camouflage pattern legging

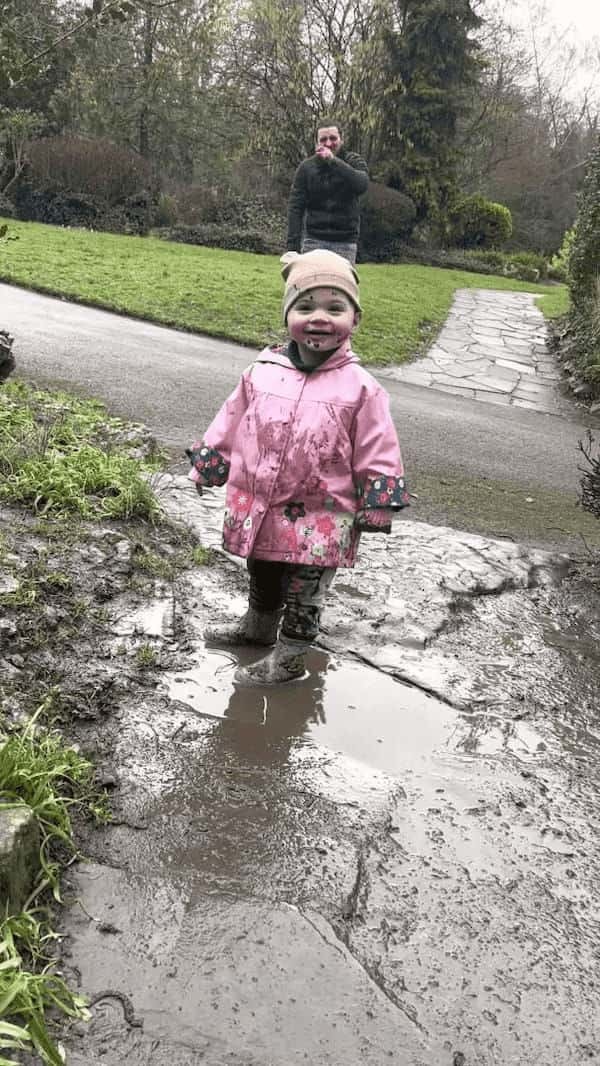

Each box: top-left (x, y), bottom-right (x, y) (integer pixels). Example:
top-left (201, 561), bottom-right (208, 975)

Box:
top-left (247, 558), bottom-right (336, 643)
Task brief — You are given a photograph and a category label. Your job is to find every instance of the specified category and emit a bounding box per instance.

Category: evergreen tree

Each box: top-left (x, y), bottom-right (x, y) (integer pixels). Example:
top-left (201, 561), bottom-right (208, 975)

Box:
top-left (567, 138), bottom-right (600, 387)
top-left (379, 0), bottom-right (482, 227)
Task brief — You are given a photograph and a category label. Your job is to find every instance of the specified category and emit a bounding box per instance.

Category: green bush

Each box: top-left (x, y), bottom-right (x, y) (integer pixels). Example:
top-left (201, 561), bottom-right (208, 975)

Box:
top-left (174, 186), bottom-right (284, 230)
top-left (15, 186), bottom-right (101, 226)
top-left (549, 226), bottom-right (576, 282)
top-left (359, 183), bottom-right (416, 257)
top-left (154, 193), bottom-right (178, 227)
top-left (156, 220), bottom-right (285, 255)
top-left (566, 140), bottom-right (600, 393)
top-left (11, 136), bottom-right (154, 234)
top-left (449, 194), bottom-right (513, 249)
top-left (156, 189), bottom-right (286, 253)
top-left (359, 241), bottom-right (549, 281)
top-left (465, 249), bottom-right (506, 270)
top-left (503, 251), bottom-right (548, 282)
top-left (14, 184), bottom-right (152, 235)
top-left (0, 191), bottom-right (15, 217)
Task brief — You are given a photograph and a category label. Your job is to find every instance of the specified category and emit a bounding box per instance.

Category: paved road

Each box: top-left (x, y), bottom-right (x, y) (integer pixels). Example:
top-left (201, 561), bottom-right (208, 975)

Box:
top-left (2, 281), bottom-right (597, 502)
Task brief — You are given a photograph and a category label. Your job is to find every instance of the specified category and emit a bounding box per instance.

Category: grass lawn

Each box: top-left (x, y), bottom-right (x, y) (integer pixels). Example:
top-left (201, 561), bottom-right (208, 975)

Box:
top-left (0, 218), bottom-right (569, 366)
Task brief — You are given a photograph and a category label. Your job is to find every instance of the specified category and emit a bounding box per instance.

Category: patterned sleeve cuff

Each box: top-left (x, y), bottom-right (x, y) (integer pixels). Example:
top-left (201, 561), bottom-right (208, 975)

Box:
top-left (358, 474), bottom-right (410, 510)
top-left (185, 442), bottom-right (230, 487)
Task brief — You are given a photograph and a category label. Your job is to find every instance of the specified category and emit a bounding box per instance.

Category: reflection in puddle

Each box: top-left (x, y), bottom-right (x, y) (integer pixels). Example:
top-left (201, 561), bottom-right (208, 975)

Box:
top-left (164, 648), bottom-right (540, 778)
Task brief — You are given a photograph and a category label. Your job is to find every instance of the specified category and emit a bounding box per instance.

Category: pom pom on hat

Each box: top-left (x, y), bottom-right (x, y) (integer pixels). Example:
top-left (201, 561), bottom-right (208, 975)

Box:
top-left (281, 250), bottom-right (361, 322)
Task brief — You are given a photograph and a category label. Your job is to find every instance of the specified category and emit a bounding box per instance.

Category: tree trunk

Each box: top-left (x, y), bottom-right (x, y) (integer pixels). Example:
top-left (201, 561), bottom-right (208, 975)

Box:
top-left (139, 8), bottom-right (154, 159)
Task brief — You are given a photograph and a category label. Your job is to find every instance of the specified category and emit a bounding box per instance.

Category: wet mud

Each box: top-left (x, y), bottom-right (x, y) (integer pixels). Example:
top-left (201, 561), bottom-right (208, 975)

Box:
top-left (2, 483), bottom-right (600, 1065)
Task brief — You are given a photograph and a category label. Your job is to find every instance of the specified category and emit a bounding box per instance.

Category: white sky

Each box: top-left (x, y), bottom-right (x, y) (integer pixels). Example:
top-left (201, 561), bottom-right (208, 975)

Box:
top-left (481, 0), bottom-right (600, 101)
top-left (539, 0), bottom-right (600, 41)
top-left (504, 0), bottom-right (600, 43)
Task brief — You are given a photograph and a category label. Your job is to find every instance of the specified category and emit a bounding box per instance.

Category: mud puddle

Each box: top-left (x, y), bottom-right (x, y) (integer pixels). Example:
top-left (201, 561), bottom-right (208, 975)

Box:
top-left (162, 642), bottom-right (545, 781)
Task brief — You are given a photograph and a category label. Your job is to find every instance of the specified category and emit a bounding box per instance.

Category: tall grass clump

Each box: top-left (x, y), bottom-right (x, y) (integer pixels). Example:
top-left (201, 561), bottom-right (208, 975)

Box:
top-left (0, 700), bottom-right (109, 1064)
top-left (0, 380), bottom-right (161, 519)
top-left (0, 910), bottom-right (89, 1065)
top-left (0, 705), bottom-right (102, 893)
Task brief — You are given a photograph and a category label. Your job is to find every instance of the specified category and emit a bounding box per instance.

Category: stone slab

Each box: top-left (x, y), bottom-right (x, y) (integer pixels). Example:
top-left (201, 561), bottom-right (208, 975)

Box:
top-left (0, 805), bottom-right (40, 912)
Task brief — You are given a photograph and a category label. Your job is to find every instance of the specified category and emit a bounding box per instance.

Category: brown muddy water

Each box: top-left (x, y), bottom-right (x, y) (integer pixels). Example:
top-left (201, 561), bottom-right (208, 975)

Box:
top-left (61, 576), bottom-right (600, 1066)
top-left (164, 645), bottom-right (544, 777)
top-left (4, 498), bottom-right (599, 1065)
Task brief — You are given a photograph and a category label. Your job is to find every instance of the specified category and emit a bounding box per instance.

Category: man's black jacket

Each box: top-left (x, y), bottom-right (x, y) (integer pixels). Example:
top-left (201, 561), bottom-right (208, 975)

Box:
top-left (286, 147), bottom-right (369, 251)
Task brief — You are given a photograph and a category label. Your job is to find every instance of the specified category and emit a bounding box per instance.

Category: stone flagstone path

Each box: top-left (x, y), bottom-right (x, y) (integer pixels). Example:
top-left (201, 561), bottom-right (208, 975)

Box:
top-left (379, 288), bottom-right (564, 414)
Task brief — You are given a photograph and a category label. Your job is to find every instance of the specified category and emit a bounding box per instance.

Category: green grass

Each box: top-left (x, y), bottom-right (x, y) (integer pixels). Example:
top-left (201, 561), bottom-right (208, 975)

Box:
top-left (135, 643), bottom-right (158, 668)
top-left (0, 217), bottom-right (568, 365)
top-left (534, 287), bottom-right (569, 319)
top-left (0, 379), bottom-right (162, 519)
top-left (0, 701), bottom-right (109, 1064)
top-left (0, 909), bottom-right (90, 1066)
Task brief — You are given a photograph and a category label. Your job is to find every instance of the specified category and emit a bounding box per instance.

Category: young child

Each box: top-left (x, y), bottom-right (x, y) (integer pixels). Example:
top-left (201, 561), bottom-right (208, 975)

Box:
top-left (187, 249), bottom-right (409, 685)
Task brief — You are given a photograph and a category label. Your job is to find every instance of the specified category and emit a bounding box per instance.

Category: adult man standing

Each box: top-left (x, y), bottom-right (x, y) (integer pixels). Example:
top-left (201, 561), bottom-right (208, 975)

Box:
top-left (286, 121), bottom-right (369, 265)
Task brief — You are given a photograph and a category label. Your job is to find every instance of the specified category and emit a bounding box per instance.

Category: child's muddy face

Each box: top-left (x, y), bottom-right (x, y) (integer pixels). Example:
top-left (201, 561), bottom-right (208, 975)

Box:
top-left (287, 287), bottom-right (359, 358)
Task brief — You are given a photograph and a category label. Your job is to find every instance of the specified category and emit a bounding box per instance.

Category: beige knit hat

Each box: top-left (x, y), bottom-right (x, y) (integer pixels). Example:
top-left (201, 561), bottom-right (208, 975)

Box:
top-left (281, 250), bottom-right (361, 322)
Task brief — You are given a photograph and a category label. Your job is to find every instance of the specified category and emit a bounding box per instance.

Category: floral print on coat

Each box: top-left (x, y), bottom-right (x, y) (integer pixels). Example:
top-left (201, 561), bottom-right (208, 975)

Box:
top-left (188, 342), bottom-right (408, 568)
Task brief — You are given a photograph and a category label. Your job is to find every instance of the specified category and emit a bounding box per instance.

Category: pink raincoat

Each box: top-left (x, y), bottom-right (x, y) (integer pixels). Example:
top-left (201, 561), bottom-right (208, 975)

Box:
top-left (188, 342), bottom-right (408, 568)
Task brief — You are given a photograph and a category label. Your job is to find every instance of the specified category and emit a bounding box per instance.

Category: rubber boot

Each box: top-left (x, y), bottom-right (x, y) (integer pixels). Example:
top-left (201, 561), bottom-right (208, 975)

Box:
top-left (234, 637), bottom-right (308, 685)
top-left (204, 606), bottom-right (282, 647)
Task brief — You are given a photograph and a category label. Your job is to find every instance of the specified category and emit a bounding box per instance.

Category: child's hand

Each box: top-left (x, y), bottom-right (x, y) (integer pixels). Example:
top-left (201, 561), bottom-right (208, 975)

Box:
top-left (355, 509), bottom-right (391, 533)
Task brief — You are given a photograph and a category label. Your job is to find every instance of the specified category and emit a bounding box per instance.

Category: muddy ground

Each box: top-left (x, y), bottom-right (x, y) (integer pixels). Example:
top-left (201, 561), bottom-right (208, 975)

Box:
top-left (2, 475), bottom-right (600, 1065)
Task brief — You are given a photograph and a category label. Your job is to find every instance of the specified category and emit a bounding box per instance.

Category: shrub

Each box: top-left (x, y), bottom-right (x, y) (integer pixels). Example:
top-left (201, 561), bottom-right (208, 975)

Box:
top-left (548, 226), bottom-right (576, 282)
top-left (156, 188), bottom-right (286, 252)
top-left (154, 193), bottom-right (178, 227)
top-left (0, 191), bottom-right (15, 217)
top-left (449, 194), bottom-right (513, 249)
top-left (0, 329), bottom-right (15, 382)
top-left (156, 221), bottom-right (285, 255)
top-left (359, 183), bottom-right (416, 257)
top-left (15, 187), bottom-right (102, 226)
top-left (498, 250), bottom-right (548, 283)
top-left (173, 183), bottom-right (213, 224)
top-left (26, 136), bottom-right (151, 204)
top-left (565, 140), bottom-right (600, 392)
top-left (14, 184), bottom-right (152, 235)
top-left (173, 185), bottom-right (285, 230)
top-left (579, 432), bottom-right (600, 520)
top-left (357, 241), bottom-right (549, 281)
top-left (465, 249), bottom-right (506, 271)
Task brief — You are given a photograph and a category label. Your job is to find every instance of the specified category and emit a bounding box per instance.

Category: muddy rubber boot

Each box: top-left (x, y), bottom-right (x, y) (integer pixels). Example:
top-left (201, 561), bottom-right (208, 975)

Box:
top-left (204, 607), bottom-right (282, 647)
top-left (234, 637), bottom-right (308, 685)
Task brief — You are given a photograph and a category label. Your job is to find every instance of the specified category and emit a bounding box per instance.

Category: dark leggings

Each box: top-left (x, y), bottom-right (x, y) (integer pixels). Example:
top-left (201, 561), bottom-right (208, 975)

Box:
top-left (247, 559), bottom-right (336, 643)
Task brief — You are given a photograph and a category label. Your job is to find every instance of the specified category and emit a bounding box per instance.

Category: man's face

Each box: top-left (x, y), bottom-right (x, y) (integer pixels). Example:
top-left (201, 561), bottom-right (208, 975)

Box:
top-left (316, 126), bottom-right (343, 155)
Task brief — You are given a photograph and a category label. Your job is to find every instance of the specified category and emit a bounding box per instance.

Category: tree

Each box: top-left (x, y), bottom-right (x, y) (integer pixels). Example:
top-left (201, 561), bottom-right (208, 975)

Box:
top-left (0, 107), bottom-right (44, 193)
top-left (52, 0), bottom-right (227, 178)
top-left (456, 1), bottom-right (600, 250)
top-left (0, 1), bottom-right (143, 112)
top-left (377, 0), bottom-right (483, 225)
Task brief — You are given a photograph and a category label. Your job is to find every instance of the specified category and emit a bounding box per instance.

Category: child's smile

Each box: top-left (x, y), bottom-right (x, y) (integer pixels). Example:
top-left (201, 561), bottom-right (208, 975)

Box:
top-left (287, 287), bottom-right (359, 360)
